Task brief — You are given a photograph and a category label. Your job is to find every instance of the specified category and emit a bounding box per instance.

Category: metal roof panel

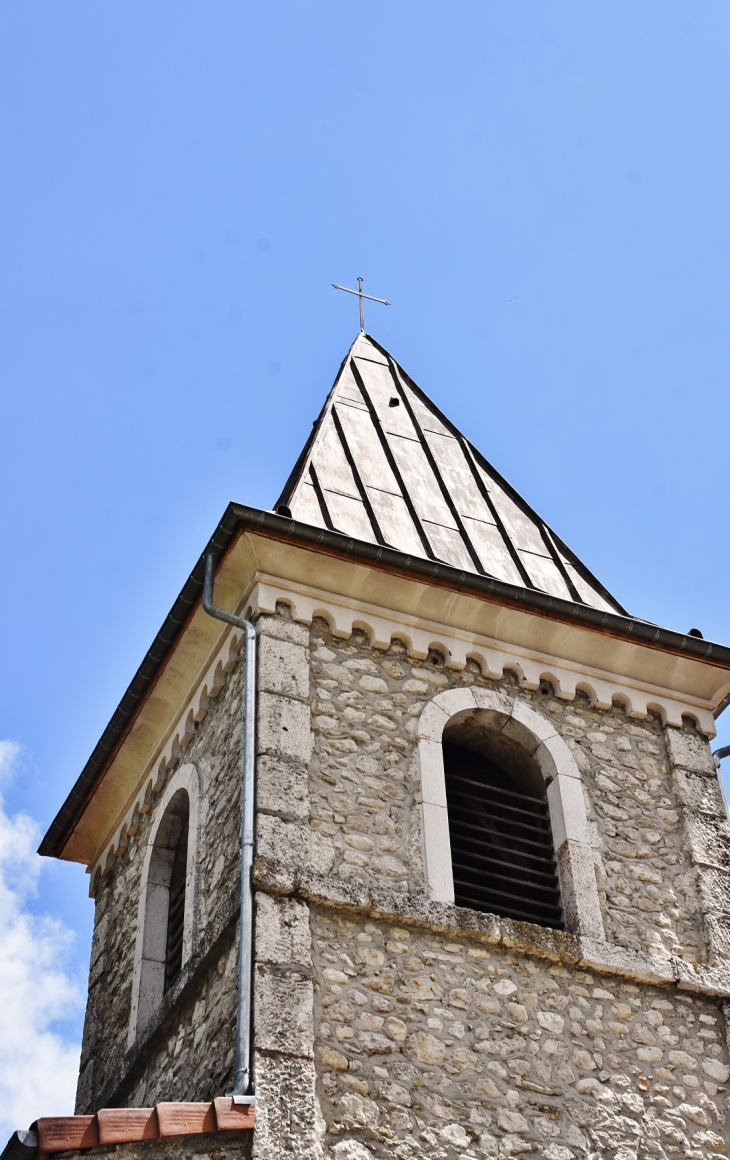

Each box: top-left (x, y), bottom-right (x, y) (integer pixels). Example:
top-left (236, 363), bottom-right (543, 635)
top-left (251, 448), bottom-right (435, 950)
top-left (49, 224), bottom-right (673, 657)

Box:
top-left (281, 333), bottom-right (626, 615)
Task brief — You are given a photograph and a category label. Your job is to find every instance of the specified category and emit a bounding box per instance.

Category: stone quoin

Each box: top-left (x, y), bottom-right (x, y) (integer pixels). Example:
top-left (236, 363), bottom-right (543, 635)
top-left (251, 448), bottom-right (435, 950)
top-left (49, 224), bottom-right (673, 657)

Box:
top-left (14, 332), bottom-right (730, 1160)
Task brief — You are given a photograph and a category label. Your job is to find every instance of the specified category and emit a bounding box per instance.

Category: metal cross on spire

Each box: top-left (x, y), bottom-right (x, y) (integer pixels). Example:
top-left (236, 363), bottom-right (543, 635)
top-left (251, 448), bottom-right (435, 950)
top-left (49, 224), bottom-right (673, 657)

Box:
top-left (332, 277), bottom-right (391, 332)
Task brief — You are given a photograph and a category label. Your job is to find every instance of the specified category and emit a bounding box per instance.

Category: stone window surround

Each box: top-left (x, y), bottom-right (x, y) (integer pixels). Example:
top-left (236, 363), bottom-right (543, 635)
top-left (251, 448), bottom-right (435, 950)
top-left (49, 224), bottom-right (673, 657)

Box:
top-left (128, 763), bottom-right (202, 1048)
top-left (418, 686), bottom-right (606, 940)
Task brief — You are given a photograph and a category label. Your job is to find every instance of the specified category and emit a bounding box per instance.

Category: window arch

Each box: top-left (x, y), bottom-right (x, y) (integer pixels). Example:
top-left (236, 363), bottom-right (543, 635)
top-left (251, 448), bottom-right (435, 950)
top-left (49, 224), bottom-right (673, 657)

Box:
top-left (442, 721), bottom-right (563, 929)
top-left (129, 764), bottom-right (201, 1045)
top-left (416, 688), bottom-right (605, 940)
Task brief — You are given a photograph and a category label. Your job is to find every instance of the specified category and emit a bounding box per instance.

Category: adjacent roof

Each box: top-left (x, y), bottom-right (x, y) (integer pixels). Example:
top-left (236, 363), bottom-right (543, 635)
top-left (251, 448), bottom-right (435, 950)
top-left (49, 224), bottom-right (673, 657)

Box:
top-left (277, 333), bottom-right (625, 616)
top-left (6, 1099), bottom-right (254, 1158)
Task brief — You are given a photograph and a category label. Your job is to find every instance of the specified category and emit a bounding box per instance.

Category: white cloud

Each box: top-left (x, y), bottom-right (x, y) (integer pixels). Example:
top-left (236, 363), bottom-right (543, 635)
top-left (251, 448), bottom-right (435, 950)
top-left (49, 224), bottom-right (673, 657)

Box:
top-left (0, 741), bottom-right (84, 1137)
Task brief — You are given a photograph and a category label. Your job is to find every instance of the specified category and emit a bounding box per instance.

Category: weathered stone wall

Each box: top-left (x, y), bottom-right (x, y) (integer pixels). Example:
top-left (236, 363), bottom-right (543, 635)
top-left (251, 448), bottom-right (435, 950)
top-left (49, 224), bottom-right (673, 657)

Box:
top-left (666, 730), bottom-right (730, 968)
top-left (76, 604), bottom-right (730, 1160)
top-left (121, 929), bottom-right (239, 1108)
top-left (561, 712), bottom-right (704, 963)
top-left (251, 610), bottom-right (730, 1159)
top-left (60, 1131), bottom-right (252, 1160)
top-left (309, 630), bottom-right (426, 896)
top-left (312, 909), bottom-right (729, 1159)
top-left (77, 652), bottom-right (247, 1111)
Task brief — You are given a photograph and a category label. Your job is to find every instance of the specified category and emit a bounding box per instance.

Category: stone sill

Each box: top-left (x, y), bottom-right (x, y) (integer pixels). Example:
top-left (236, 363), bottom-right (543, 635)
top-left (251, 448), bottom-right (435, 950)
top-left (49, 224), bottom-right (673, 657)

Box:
top-left (254, 856), bottom-right (730, 999)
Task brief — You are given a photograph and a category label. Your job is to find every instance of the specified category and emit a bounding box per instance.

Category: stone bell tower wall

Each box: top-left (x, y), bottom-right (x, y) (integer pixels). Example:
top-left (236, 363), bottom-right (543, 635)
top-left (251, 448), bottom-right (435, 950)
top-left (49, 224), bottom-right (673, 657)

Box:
top-left (252, 608), bottom-right (730, 1158)
top-left (76, 603), bottom-right (730, 1157)
top-left (76, 653), bottom-right (248, 1113)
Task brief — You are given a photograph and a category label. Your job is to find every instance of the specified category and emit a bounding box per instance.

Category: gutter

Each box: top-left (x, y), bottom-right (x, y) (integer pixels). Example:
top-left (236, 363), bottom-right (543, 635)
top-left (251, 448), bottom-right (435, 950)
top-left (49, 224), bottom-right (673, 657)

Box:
top-left (713, 745), bottom-right (730, 824)
top-left (0, 1132), bottom-right (37, 1160)
top-left (39, 502), bottom-right (730, 862)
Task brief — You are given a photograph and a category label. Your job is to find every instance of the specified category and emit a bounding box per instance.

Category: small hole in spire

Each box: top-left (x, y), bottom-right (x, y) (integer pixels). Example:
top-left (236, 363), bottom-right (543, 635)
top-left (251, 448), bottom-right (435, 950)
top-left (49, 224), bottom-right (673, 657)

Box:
top-left (389, 397), bottom-right (400, 407)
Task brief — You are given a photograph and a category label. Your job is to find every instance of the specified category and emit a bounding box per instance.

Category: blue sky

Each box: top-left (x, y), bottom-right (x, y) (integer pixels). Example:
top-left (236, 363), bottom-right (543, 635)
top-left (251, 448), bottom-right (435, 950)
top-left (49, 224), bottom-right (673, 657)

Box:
top-left (2, 0), bottom-right (730, 1125)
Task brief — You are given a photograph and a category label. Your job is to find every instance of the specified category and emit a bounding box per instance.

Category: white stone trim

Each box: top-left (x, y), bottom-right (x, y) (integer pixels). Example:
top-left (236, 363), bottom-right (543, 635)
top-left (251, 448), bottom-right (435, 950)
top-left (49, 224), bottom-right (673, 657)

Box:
top-left (128, 763), bottom-right (202, 1047)
top-left (248, 575), bottom-right (717, 735)
top-left (416, 687), bottom-right (605, 939)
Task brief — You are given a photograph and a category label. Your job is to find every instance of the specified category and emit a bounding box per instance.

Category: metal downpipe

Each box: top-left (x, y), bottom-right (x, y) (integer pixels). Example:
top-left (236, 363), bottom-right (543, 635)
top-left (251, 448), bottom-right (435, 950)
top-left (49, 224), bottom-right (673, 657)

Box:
top-left (713, 745), bottom-right (730, 824)
top-left (202, 553), bottom-right (256, 1103)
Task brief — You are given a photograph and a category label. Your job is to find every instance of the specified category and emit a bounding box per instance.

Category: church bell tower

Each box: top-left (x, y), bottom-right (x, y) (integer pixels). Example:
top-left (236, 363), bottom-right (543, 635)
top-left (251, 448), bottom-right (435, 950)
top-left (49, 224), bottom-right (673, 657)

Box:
top-left (26, 331), bottom-right (730, 1160)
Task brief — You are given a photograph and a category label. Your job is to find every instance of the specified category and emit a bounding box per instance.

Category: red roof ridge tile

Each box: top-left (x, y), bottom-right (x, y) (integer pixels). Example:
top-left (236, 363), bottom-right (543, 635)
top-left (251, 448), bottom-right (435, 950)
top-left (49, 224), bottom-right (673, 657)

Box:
top-left (35, 1099), bottom-right (254, 1154)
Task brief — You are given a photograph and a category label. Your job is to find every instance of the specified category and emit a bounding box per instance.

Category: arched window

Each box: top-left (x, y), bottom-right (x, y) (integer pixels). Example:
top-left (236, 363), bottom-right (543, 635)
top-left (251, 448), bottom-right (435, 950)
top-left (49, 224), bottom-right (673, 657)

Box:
top-left (443, 720), bottom-right (563, 929)
top-left (130, 787), bottom-right (191, 1037)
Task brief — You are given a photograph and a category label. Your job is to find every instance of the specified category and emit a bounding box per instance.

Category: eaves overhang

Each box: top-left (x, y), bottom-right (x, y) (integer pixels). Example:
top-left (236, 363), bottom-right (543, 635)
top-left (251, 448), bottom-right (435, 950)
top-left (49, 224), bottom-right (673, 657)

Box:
top-left (39, 502), bottom-right (730, 861)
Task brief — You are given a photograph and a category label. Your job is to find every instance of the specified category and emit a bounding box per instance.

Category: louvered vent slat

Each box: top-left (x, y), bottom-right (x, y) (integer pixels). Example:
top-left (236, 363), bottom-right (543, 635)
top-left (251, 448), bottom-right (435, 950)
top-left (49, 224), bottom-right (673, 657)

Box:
top-left (164, 819), bottom-right (189, 992)
top-left (444, 744), bottom-right (564, 930)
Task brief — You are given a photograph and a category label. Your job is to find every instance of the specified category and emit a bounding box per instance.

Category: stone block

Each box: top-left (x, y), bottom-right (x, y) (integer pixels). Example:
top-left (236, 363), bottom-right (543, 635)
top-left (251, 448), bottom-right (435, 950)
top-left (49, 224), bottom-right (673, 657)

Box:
top-left (255, 814), bottom-right (310, 875)
top-left (256, 893), bottom-right (312, 968)
top-left (470, 686), bottom-right (515, 725)
top-left (672, 768), bottom-right (726, 816)
top-left (702, 913), bottom-right (730, 966)
top-left (534, 732), bottom-right (581, 783)
top-left (254, 965), bottom-right (314, 1057)
top-left (252, 1051), bottom-right (318, 1160)
top-left (258, 636), bottom-right (310, 700)
top-left (256, 613), bottom-right (310, 647)
top-left (310, 830), bottom-right (336, 875)
top-left (672, 956), bottom-right (730, 997)
top-left (502, 699), bottom-right (557, 754)
top-left (684, 810), bottom-right (730, 870)
top-left (141, 881), bottom-right (172, 962)
top-left (694, 864), bottom-right (730, 913)
top-left (256, 754), bottom-right (309, 821)
top-left (331, 1142), bottom-right (374, 1160)
top-left (420, 802), bottom-right (454, 904)
top-left (555, 839), bottom-right (605, 940)
top-left (417, 700), bottom-right (451, 743)
top-left (499, 916), bottom-right (578, 962)
top-left (253, 854), bottom-right (297, 896)
top-left (257, 692), bottom-right (311, 763)
top-left (547, 774), bottom-right (589, 849)
top-left (665, 728), bottom-right (715, 775)
top-left (578, 938), bottom-right (674, 986)
top-left (134, 957), bottom-right (166, 1034)
top-left (417, 739), bottom-right (448, 808)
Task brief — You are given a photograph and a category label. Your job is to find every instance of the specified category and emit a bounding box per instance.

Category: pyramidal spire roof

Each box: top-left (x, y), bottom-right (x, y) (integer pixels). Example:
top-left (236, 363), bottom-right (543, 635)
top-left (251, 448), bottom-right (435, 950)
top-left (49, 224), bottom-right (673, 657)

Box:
top-left (277, 333), bottom-right (625, 616)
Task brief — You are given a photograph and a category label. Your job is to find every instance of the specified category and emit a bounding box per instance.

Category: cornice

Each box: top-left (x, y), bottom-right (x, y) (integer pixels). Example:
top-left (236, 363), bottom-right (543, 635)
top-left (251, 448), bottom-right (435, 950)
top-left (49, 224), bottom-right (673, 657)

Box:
top-left (88, 568), bottom-right (722, 885)
top-left (251, 575), bottom-right (718, 735)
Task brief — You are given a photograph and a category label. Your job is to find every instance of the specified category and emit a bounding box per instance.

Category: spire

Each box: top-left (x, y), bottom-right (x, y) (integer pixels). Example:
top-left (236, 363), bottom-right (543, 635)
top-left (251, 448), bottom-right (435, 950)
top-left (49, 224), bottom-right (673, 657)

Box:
top-left (276, 333), bottom-right (625, 615)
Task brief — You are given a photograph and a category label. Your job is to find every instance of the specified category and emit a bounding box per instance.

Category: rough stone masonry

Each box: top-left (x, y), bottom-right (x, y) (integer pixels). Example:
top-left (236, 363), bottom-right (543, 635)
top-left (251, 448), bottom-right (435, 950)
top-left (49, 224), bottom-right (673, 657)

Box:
top-left (76, 606), bottom-right (730, 1159)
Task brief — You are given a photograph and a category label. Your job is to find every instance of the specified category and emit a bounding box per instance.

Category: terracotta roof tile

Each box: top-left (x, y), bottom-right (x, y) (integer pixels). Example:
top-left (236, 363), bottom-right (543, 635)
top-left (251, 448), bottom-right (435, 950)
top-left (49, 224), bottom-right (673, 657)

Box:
top-left (33, 1100), bottom-right (254, 1154)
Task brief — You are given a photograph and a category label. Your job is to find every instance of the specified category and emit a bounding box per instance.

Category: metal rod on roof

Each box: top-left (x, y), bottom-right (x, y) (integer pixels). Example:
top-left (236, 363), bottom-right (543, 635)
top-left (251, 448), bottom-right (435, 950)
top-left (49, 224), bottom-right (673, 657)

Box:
top-left (332, 278), bottom-right (391, 332)
top-left (202, 554), bottom-right (256, 1104)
